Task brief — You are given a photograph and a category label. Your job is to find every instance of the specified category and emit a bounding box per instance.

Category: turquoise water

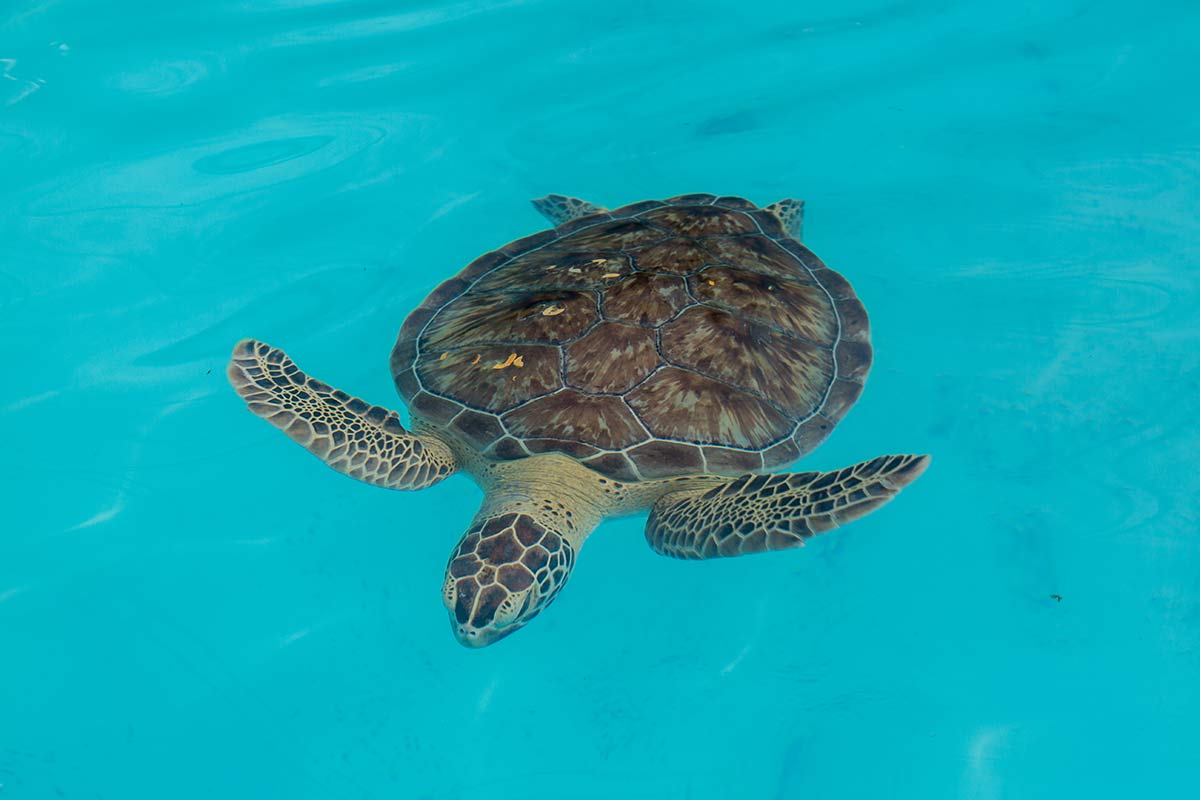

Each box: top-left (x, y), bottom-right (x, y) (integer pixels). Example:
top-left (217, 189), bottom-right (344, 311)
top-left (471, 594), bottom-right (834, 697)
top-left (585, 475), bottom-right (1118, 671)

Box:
top-left (3, 0), bottom-right (1199, 796)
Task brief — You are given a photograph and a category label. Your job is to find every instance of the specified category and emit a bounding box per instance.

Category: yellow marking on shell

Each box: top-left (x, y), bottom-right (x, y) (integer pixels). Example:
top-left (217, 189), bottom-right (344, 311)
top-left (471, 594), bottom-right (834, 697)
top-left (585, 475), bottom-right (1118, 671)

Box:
top-left (546, 264), bottom-right (557, 270)
top-left (471, 354), bottom-right (481, 365)
top-left (601, 272), bottom-right (620, 279)
top-left (707, 279), bottom-right (716, 286)
top-left (567, 267), bottom-right (582, 274)
top-left (590, 258), bottom-right (608, 265)
top-left (513, 355), bottom-right (525, 368)
top-left (439, 352), bottom-right (449, 361)
top-left (542, 305), bottom-right (565, 317)
top-left (492, 353), bottom-right (519, 370)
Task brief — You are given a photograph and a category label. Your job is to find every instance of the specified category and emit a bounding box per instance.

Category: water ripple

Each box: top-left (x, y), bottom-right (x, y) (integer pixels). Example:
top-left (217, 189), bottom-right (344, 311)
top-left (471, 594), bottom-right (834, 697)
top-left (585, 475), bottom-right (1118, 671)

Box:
top-left (315, 61), bottom-right (410, 88)
top-left (0, 57), bottom-right (43, 106)
top-left (265, 0), bottom-right (532, 46)
top-left (22, 113), bottom-right (414, 214)
top-left (132, 263), bottom-right (384, 369)
top-left (193, 135), bottom-right (334, 175)
top-left (109, 58), bottom-right (215, 96)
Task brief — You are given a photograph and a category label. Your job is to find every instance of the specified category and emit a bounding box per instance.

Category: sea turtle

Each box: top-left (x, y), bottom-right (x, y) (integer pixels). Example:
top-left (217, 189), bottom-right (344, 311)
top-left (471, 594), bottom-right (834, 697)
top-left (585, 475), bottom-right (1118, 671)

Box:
top-left (228, 193), bottom-right (929, 647)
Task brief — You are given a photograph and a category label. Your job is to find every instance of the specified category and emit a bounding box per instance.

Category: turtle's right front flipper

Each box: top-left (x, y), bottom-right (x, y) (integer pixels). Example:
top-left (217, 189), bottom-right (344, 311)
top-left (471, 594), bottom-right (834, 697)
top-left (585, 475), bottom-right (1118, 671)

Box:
top-left (646, 454), bottom-right (929, 559)
top-left (227, 339), bottom-right (457, 491)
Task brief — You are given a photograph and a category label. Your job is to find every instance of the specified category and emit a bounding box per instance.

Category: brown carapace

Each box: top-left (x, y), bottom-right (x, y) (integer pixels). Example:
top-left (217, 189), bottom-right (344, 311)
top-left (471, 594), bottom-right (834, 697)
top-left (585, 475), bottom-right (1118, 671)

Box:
top-left (391, 194), bottom-right (870, 482)
top-left (228, 194), bottom-right (929, 648)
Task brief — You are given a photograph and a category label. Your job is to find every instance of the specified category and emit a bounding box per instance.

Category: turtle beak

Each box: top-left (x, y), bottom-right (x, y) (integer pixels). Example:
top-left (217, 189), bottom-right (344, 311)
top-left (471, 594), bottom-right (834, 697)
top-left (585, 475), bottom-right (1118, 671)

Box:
top-left (445, 575), bottom-right (532, 648)
top-left (450, 617), bottom-right (521, 648)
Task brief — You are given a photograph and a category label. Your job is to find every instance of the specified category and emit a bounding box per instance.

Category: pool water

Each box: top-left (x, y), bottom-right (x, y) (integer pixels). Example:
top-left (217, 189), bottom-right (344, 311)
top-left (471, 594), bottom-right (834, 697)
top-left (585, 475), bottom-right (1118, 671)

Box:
top-left (2, 1), bottom-right (1198, 797)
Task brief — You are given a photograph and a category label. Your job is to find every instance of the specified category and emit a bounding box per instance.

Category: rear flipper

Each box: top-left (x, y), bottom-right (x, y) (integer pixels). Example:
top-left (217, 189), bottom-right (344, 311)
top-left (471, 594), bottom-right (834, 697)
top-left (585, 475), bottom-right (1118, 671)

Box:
top-left (646, 454), bottom-right (929, 559)
top-left (227, 339), bottom-right (456, 490)
top-left (765, 198), bottom-right (804, 240)
top-left (531, 194), bottom-right (607, 226)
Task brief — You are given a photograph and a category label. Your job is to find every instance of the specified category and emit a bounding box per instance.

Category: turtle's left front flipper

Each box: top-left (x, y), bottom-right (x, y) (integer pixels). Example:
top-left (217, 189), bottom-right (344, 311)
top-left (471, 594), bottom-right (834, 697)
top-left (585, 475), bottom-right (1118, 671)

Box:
top-left (646, 455), bottom-right (929, 559)
top-left (228, 339), bottom-right (457, 490)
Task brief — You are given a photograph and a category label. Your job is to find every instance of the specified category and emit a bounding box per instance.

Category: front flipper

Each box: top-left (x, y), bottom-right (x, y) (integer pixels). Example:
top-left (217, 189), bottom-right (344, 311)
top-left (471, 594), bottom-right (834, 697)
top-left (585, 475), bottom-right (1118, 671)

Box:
top-left (646, 454), bottom-right (929, 559)
top-left (227, 339), bottom-right (456, 491)
top-left (531, 194), bottom-right (607, 226)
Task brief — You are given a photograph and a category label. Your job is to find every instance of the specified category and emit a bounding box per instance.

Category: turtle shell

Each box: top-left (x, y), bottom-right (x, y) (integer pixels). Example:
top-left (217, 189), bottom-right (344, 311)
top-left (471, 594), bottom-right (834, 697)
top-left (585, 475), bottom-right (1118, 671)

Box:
top-left (391, 194), bottom-right (871, 482)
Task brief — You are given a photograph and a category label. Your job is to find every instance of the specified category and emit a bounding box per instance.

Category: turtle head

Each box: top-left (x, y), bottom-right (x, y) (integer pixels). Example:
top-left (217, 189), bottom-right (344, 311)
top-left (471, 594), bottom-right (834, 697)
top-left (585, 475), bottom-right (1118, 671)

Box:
top-left (442, 511), bottom-right (577, 648)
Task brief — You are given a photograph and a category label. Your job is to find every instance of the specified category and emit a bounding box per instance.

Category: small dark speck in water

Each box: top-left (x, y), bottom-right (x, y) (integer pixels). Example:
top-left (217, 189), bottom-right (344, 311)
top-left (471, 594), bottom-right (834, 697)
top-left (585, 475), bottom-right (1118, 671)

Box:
top-left (1050, 594), bottom-right (1063, 602)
